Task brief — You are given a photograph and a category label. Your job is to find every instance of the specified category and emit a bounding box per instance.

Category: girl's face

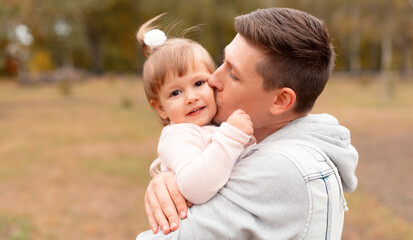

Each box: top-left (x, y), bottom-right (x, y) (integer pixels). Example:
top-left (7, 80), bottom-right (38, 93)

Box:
top-left (151, 64), bottom-right (217, 126)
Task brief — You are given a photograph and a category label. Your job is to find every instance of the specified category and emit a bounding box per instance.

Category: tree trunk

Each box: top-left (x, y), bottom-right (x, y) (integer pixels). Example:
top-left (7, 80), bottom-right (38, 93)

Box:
top-left (349, 6), bottom-right (361, 74)
top-left (85, 21), bottom-right (103, 75)
top-left (380, 23), bottom-right (394, 100)
top-left (380, 30), bottom-right (392, 72)
top-left (399, 39), bottom-right (412, 79)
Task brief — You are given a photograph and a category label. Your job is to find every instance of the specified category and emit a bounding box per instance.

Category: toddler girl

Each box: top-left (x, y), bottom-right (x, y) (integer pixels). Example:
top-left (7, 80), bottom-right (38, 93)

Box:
top-left (137, 15), bottom-right (254, 205)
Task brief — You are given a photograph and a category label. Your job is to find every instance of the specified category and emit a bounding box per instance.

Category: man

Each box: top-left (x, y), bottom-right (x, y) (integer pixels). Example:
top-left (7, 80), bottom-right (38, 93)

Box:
top-left (138, 7), bottom-right (358, 239)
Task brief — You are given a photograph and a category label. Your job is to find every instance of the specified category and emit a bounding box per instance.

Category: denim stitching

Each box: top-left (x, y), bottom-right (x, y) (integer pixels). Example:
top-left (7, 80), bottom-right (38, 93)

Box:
top-left (322, 177), bottom-right (330, 240)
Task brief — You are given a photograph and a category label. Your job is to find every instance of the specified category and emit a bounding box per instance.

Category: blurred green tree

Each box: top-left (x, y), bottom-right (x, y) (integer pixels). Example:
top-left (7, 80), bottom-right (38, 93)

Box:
top-left (0, 0), bottom-right (412, 78)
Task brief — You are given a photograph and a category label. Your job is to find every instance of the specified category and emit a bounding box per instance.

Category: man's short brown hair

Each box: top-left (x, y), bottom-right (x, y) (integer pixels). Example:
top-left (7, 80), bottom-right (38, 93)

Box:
top-left (235, 8), bottom-right (335, 113)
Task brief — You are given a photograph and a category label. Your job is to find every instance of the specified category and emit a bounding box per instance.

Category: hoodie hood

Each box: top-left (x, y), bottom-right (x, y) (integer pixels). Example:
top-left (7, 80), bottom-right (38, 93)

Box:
top-left (259, 113), bottom-right (358, 193)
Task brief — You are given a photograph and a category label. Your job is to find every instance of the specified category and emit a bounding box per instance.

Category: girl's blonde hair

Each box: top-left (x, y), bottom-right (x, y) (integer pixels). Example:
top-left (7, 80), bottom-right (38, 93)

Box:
top-left (137, 14), bottom-right (216, 125)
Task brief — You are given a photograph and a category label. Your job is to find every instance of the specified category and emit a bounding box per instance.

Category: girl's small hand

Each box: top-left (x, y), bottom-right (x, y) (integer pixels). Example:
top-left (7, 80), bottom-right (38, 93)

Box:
top-left (226, 109), bottom-right (253, 136)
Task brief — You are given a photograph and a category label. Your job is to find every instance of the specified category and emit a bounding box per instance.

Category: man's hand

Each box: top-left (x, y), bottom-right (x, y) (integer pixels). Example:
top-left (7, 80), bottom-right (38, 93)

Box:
top-left (144, 171), bottom-right (189, 234)
top-left (226, 109), bottom-right (253, 136)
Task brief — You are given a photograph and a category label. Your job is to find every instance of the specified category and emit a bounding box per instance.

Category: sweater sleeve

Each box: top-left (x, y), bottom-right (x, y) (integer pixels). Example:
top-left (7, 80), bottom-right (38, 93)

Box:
top-left (158, 123), bottom-right (250, 204)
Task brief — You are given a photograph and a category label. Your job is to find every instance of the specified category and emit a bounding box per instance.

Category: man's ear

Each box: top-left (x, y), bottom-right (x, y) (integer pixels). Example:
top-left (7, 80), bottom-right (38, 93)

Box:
top-left (269, 87), bottom-right (296, 115)
top-left (150, 99), bottom-right (168, 120)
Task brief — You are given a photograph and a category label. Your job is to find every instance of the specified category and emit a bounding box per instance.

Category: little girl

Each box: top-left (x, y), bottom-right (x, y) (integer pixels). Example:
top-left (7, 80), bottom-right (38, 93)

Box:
top-left (137, 15), bottom-right (254, 205)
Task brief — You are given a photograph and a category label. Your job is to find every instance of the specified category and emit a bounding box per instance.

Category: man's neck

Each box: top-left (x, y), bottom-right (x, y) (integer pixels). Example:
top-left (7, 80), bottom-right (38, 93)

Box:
top-left (254, 112), bottom-right (308, 143)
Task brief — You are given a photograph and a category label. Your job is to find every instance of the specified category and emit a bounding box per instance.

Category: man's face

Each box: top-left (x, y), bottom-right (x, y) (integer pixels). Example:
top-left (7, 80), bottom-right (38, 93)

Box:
top-left (208, 34), bottom-right (276, 132)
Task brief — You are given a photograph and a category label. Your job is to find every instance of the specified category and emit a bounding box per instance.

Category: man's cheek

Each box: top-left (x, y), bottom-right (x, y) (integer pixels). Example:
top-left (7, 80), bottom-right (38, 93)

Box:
top-left (213, 105), bottom-right (227, 123)
top-left (214, 93), bottom-right (222, 108)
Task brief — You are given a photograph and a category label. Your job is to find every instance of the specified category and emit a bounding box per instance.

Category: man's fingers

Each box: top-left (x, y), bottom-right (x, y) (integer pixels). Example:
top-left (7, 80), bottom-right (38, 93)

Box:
top-left (148, 192), bottom-right (171, 234)
top-left (166, 176), bottom-right (188, 221)
top-left (143, 172), bottom-right (187, 234)
top-left (148, 176), bottom-right (172, 234)
top-left (153, 203), bottom-right (171, 234)
top-left (154, 177), bottom-right (180, 232)
top-left (144, 193), bottom-right (159, 234)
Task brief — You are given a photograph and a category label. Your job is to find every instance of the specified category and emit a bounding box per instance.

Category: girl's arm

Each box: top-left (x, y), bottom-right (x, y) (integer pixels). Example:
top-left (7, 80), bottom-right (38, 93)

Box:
top-left (158, 122), bottom-right (250, 204)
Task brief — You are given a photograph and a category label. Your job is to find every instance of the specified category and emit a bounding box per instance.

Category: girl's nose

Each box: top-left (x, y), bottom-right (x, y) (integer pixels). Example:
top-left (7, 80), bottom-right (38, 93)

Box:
top-left (185, 92), bottom-right (199, 105)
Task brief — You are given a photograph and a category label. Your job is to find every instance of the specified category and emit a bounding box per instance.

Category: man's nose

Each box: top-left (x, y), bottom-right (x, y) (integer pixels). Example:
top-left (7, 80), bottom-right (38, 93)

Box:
top-left (208, 65), bottom-right (224, 91)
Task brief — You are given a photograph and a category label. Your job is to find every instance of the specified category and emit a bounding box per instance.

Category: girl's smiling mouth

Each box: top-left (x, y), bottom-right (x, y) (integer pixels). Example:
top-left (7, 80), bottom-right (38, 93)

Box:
top-left (187, 106), bottom-right (205, 116)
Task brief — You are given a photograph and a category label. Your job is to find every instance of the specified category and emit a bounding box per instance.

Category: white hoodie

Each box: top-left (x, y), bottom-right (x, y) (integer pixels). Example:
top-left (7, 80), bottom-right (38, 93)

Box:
top-left (137, 113), bottom-right (358, 240)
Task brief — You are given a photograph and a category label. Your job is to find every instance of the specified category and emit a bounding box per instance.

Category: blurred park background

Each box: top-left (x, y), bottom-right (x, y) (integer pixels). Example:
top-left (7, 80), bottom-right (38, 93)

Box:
top-left (1, 0), bottom-right (413, 239)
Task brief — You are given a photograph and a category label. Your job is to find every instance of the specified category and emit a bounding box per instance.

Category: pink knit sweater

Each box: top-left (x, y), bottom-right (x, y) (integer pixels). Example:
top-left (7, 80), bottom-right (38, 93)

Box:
top-left (149, 122), bottom-right (251, 204)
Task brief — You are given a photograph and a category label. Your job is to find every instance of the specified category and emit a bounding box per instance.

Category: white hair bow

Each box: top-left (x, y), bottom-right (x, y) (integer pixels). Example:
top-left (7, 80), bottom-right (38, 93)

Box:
top-left (144, 29), bottom-right (167, 50)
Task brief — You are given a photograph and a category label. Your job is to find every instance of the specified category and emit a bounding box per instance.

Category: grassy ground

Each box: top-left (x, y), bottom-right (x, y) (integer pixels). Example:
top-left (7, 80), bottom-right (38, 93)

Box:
top-left (0, 75), bottom-right (412, 239)
top-left (0, 77), bottom-right (159, 239)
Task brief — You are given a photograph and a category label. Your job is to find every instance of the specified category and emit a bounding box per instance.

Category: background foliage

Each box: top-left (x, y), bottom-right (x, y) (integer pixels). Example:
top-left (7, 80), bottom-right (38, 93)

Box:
top-left (1, 0), bottom-right (413, 76)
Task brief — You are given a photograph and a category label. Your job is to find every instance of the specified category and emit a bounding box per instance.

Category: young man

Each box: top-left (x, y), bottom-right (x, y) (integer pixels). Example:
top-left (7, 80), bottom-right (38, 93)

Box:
top-left (139, 7), bottom-right (358, 239)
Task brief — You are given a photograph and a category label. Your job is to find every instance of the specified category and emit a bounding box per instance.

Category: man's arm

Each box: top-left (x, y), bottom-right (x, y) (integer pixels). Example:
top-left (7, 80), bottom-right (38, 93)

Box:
top-left (144, 172), bottom-right (188, 234)
top-left (140, 151), bottom-right (308, 239)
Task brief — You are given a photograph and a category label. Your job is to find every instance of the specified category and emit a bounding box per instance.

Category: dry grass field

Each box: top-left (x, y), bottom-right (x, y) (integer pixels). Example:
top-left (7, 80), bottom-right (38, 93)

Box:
top-left (0, 75), bottom-right (412, 239)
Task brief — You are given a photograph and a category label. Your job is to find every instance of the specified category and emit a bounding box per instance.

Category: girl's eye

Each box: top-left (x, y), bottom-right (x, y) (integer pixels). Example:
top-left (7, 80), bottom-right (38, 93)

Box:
top-left (194, 80), bottom-right (205, 87)
top-left (170, 90), bottom-right (181, 97)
